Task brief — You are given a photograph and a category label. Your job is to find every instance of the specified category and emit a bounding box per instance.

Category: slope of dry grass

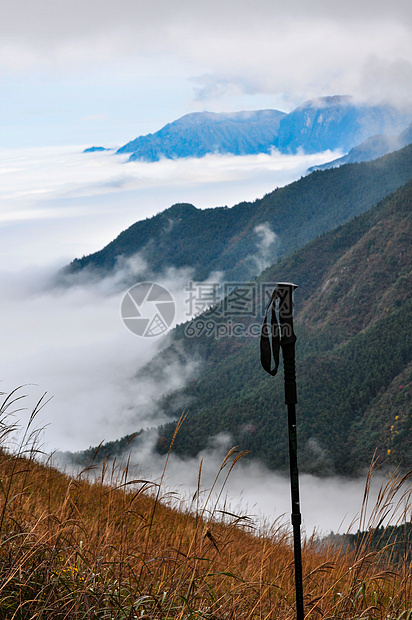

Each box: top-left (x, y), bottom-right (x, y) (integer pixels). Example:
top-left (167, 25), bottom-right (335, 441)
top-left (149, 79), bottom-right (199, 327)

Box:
top-left (0, 390), bottom-right (411, 619)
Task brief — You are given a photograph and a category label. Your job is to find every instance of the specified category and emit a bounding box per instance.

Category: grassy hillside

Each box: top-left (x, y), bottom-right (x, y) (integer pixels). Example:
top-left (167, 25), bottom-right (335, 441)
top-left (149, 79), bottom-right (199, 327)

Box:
top-left (88, 180), bottom-right (412, 477)
top-left (66, 145), bottom-right (412, 282)
top-left (0, 397), bottom-right (411, 619)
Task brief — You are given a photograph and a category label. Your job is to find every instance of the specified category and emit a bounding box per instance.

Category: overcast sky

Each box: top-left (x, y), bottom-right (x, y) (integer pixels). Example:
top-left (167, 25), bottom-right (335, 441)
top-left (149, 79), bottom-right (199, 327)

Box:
top-left (1, 0), bottom-right (412, 147)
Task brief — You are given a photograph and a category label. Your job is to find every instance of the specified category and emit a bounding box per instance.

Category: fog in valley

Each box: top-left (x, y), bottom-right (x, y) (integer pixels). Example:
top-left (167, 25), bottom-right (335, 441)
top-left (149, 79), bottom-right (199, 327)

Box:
top-left (0, 145), bottom-right (400, 536)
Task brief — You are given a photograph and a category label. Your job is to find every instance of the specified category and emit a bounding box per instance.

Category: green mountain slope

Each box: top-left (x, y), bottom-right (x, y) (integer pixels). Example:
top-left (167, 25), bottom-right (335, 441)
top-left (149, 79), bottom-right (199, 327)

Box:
top-left (100, 180), bottom-right (411, 477)
top-left (65, 145), bottom-right (412, 283)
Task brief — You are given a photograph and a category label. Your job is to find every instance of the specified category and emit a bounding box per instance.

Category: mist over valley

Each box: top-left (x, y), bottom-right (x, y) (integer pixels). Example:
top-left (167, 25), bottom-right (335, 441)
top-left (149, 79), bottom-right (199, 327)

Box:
top-left (1, 134), bottom-right (411, 535)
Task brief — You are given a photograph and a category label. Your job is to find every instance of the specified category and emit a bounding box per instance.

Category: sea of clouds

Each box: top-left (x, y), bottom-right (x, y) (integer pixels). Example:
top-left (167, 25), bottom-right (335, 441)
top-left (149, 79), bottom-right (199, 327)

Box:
top-left (1, 145), bottom-right (399, 536)
top-left (0, 146), bottom-right (342, 268)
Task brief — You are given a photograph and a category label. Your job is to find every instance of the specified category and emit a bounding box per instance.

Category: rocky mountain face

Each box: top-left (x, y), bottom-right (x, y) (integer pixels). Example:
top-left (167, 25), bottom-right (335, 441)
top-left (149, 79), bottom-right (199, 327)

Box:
top-left (275, 95), bottom-right (410, 153)
top-left (109, 96), bottom-right (412, 162)
top-left (310, 123), bottom-right (412, 171)
top-left (116, 109), bottom-right (286, 160)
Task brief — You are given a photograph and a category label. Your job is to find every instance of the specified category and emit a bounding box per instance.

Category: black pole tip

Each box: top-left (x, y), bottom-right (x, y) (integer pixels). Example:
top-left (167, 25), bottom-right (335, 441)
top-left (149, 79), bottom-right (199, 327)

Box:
top-left (276, 282), bottom-right (298, 291)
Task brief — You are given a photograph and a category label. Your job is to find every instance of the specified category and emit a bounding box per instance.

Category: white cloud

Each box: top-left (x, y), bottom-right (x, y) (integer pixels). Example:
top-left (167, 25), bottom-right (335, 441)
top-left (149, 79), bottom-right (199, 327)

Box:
top-left (3, 1), bottom-right (412, 50)
top-left (0, 146), bottom-right (340, 269)
top-left (358, 56), bottom-right (412, 107)
top-left (64, 429), bottom-right (403, 536)
top-left (252, 223), bottom-right (279, 273)
top-left (0, 260), bottom-right (200, 452)
top-left (255, 223), bottom-right (277, 250)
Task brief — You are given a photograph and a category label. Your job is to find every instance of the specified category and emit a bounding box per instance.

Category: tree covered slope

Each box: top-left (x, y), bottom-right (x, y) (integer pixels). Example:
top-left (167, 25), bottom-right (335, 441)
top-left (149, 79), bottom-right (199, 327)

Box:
top-left (66, 144), bottom-right (412, 283)
top-left (79, 180), bottom-right (412, 477)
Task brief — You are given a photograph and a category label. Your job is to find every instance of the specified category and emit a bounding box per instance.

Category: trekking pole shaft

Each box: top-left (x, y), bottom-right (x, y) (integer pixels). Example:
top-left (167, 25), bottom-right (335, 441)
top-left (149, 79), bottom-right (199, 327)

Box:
top-left (277, 282), bottom-right (304, 620)
top-left (283, 346), bottom-right (304, 619)
top-left (287, 402), bottom-right (304, 620)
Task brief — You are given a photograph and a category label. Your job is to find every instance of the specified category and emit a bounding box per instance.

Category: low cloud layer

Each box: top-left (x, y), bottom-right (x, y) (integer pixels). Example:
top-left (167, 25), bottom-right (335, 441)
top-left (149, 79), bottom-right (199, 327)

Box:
top-left (4, 145), bottom-right (314, 451)
top-left (253, 223), bottom-right (279, 273)
top-left (59, 429), bottom-right (405, 537)
top-left (0, 262), bottom-right (200, 452)
top-left (0, 147), bottom-right (339, 269)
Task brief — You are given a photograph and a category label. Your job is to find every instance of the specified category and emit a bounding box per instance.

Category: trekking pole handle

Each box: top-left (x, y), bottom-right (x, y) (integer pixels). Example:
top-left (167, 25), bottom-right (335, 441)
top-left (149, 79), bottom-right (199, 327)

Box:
top-left (276, 282), bottom-right (298, 405)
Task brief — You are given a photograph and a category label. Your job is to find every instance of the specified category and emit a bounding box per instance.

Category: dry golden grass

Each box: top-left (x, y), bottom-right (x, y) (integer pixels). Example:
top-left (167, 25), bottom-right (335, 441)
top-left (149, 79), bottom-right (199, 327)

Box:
top-left (0, 390), bottom-right (411, 619)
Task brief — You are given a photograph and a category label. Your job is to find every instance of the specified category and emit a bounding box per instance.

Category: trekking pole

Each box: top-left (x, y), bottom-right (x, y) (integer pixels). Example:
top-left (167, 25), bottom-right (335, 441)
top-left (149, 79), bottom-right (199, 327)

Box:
top-left (260, 282), bottom-right (304, 620)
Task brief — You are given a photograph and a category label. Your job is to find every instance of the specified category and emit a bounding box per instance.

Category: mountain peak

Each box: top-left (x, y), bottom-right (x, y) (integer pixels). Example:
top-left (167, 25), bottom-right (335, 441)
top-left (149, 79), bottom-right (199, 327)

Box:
top-left (165, 203), bottom-right (198, 216)
top-left (112, 96), bottom-right (412, 162)
top-left (169, 109), bottom-right (286, 126)
top-left (297, 95), bottom-right (353, 110)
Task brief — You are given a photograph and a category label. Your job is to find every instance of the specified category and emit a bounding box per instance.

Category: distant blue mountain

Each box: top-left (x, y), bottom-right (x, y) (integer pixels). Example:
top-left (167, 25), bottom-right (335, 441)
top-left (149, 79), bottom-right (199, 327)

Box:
top-left (308, 123), bottom-right (412, 171)
top-left (83, 96), bottom-right (412, 162)
top-left (83, 146), bottom-right (111, 153)
top-left (275, 95), bottom-right (411, 154)
top-left (116, 109), bottom-right (286, 161)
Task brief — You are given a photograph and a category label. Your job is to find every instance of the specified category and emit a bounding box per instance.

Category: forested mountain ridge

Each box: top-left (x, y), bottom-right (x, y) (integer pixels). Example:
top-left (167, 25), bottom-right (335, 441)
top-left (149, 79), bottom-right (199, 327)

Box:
top-left (72, 180), bottom-right (412, 476)
top-left (66, 145), bottom-right (412, 283)
top-left (156, 181), bottom-right (412, 475)
top-left (109, 96), bottom-right (411, 161)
